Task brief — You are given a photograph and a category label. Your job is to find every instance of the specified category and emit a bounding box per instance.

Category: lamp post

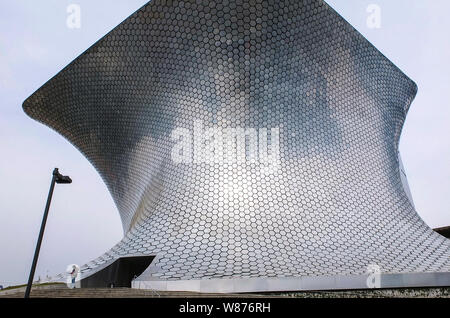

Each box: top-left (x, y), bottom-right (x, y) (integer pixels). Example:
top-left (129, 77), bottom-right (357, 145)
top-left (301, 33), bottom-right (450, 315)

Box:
top-left (24, 168), bottom-right (72, 298)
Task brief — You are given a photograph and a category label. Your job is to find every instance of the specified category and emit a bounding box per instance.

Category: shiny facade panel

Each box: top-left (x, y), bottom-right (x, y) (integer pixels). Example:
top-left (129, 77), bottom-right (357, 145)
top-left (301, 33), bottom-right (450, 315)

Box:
top-left (23, 0), bottom-right (450, 290)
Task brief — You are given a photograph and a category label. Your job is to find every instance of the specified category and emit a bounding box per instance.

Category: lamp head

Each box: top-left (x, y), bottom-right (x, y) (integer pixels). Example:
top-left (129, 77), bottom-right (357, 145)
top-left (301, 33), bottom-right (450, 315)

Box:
top-left (53, 168), bottom-right (72, 184)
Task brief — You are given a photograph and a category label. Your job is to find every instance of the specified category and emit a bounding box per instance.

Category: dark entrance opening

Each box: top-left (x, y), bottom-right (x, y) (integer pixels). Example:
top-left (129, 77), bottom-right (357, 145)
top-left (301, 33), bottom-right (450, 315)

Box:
top-left (80, 256), bottom-right (154, 288)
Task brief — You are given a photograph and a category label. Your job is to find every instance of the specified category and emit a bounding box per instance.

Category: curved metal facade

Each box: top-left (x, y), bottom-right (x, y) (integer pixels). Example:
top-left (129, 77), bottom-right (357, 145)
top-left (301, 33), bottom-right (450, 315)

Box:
top-left (23, 0), bottom-right (450, 292)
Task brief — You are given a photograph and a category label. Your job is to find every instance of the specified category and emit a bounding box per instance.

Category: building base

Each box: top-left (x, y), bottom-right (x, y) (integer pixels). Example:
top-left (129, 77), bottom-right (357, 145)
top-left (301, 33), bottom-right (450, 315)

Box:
top-left (132, 272), bottom-right (450, 294)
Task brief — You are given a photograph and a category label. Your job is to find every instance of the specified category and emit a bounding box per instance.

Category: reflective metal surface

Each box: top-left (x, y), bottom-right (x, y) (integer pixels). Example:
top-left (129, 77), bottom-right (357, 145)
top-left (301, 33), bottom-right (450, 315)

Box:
top-left (23, 0), bottom-right (450, 292)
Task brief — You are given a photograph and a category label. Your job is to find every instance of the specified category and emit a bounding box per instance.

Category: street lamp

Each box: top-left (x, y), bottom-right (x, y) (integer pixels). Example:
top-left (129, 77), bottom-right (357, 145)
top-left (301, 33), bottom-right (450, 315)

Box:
top-left (24, 168), bottom-right (72, 298)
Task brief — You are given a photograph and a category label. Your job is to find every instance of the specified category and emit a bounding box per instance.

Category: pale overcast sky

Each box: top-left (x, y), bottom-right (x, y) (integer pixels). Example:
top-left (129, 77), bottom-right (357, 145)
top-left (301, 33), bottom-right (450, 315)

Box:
top-left (0, 1), bottom-right (449, 287)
